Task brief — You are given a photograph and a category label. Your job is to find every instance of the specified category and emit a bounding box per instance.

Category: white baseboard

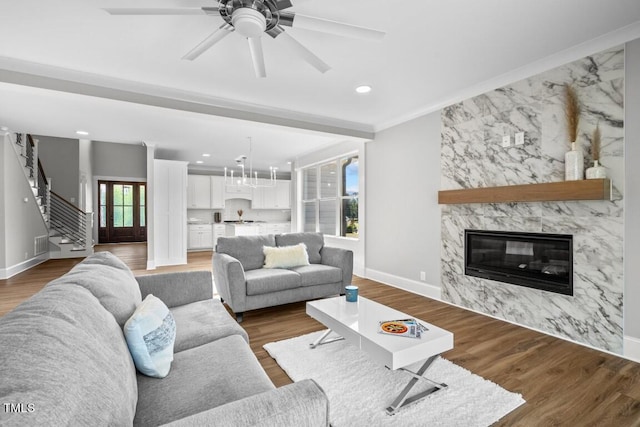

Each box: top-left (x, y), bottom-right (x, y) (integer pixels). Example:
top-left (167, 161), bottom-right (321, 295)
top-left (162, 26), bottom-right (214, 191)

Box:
top-left (0, 253), bottom-right (49, 279)
top-left (624, 336), bottom-right (640, 362)
top-left (363, 268), bottom-right (640, 363)
top-left (364, 268), bottom-right (441, 300)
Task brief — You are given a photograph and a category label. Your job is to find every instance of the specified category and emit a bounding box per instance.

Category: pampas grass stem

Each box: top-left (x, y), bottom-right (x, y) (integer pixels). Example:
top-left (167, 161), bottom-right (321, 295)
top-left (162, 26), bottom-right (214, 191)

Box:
top-left (564, 84), bottom-right (580, 143)
top-left (592, 124), bottom-right (601, 162)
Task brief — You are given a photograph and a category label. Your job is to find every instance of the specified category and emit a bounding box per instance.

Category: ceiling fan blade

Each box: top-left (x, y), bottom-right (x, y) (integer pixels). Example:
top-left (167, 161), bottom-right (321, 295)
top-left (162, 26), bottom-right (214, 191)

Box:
top-left (277, 32), bottom-right (330, 74)
top-left (273, 0), bottom-right (293, 10)
top-left (289, 14), bottom-right (385, 41)
top-left (103, 7), bottom-right (218, 16)
top-left (182, 24), bottom-right (234, 61)
top-left (247, 38), bottom-right (267, 78)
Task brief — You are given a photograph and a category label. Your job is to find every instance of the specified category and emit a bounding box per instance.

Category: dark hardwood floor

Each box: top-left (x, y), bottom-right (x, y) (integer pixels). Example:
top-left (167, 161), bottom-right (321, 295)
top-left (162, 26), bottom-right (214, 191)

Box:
top-left (1, 244), bottom-right (639, 426)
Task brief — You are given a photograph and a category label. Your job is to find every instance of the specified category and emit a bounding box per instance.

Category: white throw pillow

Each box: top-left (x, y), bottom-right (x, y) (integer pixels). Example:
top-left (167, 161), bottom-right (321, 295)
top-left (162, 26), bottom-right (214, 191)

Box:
top-left (263, 243), bottom-right (310, 269)
top-left (123, 294), bottom-right (176, 378)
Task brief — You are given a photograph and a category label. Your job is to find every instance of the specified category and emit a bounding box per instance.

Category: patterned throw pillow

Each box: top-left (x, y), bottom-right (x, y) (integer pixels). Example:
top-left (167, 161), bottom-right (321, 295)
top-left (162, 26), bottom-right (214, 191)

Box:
top-left (123, 294), bottom-right (176, 378)
top-left (263, 243), bottom-right (310, 269)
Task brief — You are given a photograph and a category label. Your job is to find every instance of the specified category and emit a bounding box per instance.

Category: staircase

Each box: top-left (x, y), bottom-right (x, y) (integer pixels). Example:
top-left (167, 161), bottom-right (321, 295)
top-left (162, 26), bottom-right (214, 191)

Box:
top-left (48, 191), bottom-right (94, 258)
top-left (12, 133), bottom-right (94, 259)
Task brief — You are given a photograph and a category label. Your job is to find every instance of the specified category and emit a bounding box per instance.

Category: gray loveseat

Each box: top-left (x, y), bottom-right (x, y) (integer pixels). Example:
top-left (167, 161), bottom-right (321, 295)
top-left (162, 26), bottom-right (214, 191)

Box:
top-left (213, 232), bottom-right (353, 322)
top-left (0, 252), bottom-right (329, 426)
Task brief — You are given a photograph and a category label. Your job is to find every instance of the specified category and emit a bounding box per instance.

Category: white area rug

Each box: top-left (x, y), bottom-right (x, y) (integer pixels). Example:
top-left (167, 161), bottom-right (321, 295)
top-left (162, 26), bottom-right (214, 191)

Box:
top-left (264, 330), bottom-right (525, 427)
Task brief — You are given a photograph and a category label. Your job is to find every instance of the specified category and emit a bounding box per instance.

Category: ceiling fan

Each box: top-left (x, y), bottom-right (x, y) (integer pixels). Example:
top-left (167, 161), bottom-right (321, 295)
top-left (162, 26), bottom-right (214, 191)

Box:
top-left (104, 0), bottom-right (385, 78)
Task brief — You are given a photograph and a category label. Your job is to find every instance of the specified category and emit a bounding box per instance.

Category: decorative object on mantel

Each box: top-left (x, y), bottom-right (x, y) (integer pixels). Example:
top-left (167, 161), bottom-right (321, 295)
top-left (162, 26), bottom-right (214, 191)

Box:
top-left (237, 209), bottom-right (244, 223)
top-left (564, 84), bottom-right (584, 181)
top-left (586, 124), bottom-right (607, 179)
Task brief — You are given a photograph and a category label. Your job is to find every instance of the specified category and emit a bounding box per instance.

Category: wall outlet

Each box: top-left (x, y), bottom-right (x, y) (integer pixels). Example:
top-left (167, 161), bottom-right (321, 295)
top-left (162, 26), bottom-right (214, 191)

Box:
top-left (420, 271), bottom-right (426, 281)
top-left (502, 135), bottom-right (511, 147)
top-left (515, 132), bottom-right (525, 145)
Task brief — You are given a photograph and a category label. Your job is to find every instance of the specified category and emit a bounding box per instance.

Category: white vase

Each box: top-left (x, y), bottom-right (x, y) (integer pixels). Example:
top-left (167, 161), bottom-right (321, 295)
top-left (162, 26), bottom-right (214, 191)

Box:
top-left (586, 160), bottom-right (607, 179)
top-left (565, 142), bottom-right (584, 181)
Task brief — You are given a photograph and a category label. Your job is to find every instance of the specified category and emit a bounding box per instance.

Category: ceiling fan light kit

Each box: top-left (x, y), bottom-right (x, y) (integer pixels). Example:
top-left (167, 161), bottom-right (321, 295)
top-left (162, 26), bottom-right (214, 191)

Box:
top-left (105, 0), bottom-right (385, 77)
top-left (231, 8), bottom-right (266, 38)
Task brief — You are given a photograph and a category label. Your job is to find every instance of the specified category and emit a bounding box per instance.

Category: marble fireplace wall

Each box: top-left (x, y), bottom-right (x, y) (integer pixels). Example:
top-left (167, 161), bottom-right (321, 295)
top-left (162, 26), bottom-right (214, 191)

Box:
top-left (440, 46), bottom-right (624, 354)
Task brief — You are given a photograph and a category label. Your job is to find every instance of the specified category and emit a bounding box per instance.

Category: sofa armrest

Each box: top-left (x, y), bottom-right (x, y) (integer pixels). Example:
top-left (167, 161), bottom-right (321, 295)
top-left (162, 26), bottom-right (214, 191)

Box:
top-left (135, 271), bottom-right (213, 308)
top-left (162, 379), bottom-right (329, 427)
top-left (320, 246), bottom-right (354, 289)
top-left (212, 253), bottom-right (247, 313)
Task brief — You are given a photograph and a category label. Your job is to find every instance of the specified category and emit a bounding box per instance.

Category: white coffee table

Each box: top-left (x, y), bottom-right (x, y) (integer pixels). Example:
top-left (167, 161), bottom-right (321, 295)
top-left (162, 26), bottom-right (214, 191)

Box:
top-left (306, 296), bottom-right (454, 415)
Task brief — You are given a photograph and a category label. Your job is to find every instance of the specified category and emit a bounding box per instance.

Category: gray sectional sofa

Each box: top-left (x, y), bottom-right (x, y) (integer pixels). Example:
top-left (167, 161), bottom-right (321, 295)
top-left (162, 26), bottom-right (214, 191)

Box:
top-left (213, 232), bottom-right (353, 322)
top-left (0, 252), bottom-right (329, 426)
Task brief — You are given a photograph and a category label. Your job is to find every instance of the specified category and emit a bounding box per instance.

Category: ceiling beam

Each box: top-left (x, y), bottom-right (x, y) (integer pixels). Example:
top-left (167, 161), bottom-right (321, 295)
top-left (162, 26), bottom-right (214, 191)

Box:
top-left (0, 65), bottom-right (374, 141)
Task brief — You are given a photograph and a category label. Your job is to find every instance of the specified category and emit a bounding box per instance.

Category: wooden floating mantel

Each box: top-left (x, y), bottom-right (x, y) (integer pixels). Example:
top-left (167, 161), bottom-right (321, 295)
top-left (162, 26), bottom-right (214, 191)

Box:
top-left (438, 179), bottom-right (611, 205)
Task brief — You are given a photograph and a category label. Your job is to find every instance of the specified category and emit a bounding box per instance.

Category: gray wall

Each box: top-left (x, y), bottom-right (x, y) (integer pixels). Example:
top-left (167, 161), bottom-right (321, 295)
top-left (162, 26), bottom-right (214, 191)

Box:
top-left (365, 112), bottom-right (442, 292)
top-left (624, 38), bottom-right (640, 340)
top-left (1, 134), bottom-right (48, 270)
top-left (36, 135), bottom-right (79, 206)
top-left (92, 141), bottom-right (146, 178)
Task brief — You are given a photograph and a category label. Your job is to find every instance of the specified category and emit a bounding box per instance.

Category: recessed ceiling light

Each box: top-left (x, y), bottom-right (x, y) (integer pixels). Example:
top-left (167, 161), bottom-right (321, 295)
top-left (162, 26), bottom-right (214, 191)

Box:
top-left (196, 160), bottom-right (204, 164)
top-left (76, 130), bottom-right (89, 136)
top-left (355, 85), bottom-right (372, 94)
top-left (202, 153), bottom-right (211, 157)
top-left (0, 126), bottom-right (8, 131)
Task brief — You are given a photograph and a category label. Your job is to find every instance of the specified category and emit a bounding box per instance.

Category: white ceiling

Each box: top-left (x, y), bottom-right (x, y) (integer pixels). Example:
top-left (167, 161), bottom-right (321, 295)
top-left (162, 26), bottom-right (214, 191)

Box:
top-left (1, 0), bottom-right (640, 171)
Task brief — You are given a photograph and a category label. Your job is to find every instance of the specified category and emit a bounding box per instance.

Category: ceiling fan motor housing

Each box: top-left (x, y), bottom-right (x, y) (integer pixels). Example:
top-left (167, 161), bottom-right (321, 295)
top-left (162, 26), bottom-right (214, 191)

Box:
top-left (231, 7), bottom-right (266, 38)
top-left (219, 0), bottom-right (285, 34)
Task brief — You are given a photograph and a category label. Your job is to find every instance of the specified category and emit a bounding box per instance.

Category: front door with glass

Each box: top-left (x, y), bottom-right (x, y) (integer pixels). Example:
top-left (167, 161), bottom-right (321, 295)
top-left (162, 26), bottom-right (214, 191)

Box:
top-left (98, 181), bottom-right (147, 243)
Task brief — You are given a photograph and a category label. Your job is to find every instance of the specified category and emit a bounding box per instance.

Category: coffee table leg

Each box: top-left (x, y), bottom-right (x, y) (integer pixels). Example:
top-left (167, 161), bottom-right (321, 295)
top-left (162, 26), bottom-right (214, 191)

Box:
top-left (386, 355), bottom-right (448, 416)
top-left (309, 329), bottom-right (345, 349)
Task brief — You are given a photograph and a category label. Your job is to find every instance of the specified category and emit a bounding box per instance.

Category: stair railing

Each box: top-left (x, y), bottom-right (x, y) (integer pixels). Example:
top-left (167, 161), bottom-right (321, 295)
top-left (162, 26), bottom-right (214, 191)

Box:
top-left (50, 191), bottom-right (93, 249)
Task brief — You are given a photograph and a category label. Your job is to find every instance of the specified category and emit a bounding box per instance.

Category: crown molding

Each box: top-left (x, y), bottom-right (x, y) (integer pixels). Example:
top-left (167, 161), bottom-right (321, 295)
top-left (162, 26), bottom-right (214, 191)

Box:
top-left (374, 20), bottom-right (640, 133)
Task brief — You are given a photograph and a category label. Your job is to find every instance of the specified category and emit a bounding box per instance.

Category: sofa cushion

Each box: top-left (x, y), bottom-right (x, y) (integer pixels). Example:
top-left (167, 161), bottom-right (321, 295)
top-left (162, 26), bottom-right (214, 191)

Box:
top-left (263, 243), bottom-right (310, 269)
top-left (290, 264), bottom-right (343, 287)
top-left (48, 251), bottom-right (142, 326)
top-left (0, 283), bottom-right (138, 426)
top-left (124, 294), bottom-right (176, 378)
top-left (245, 268), bottom-right (301, 296)
top-left (276, 232), bottom-right (324, 264)
top-left (217, 235), bottom-right (276, 271)
top-left (134, 335), bottom-right (274, 426)
top-left (170, 299), bottom-right (248, 352)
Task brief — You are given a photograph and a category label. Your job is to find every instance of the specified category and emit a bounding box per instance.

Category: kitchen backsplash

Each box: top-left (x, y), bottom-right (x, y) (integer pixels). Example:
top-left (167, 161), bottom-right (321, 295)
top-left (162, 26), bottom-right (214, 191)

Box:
top-left (188, 198), bottom-right (291, 223)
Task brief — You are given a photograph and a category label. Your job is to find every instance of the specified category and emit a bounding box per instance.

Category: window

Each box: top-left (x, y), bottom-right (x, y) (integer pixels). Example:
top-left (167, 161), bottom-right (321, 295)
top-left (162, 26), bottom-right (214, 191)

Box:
top-left (301, 155), bottom-right (359, 238)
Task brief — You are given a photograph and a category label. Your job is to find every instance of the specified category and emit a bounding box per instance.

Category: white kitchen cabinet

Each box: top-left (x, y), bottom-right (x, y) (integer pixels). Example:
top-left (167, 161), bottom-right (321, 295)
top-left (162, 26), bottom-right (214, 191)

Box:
top-left (264, 222), bottom-right (291, 235)
top-left (154, 160), bottom-right (187, 267)
top-left (251, 185), bottom-right (265, 209)
top-left (225, 184), bottom-right (252, 200)
top-left (274, 180), bottom-right (291, 209)
top-left (252, 180), bottom-right (291, 209)
top-left (188, 224), bottom-right (213, 249)
top-left (210, 176), bottom-right (225, 209)
top-left (187, 175), bottom-right (211, 209)
top-left (225, 224), bottom-right (260, 236)
top-left (213, 224), bottom-right (226, 248)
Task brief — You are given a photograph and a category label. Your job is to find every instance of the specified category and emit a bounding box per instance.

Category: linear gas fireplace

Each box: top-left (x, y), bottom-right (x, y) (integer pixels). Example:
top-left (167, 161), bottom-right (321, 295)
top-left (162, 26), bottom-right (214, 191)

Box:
top-left (465, 230), bottom-right (573, 296)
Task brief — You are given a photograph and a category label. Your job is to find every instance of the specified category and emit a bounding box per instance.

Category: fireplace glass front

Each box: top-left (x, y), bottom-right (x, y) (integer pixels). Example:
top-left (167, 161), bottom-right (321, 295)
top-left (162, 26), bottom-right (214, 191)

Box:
top-left (465, 229), bottom-right (573, 296)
